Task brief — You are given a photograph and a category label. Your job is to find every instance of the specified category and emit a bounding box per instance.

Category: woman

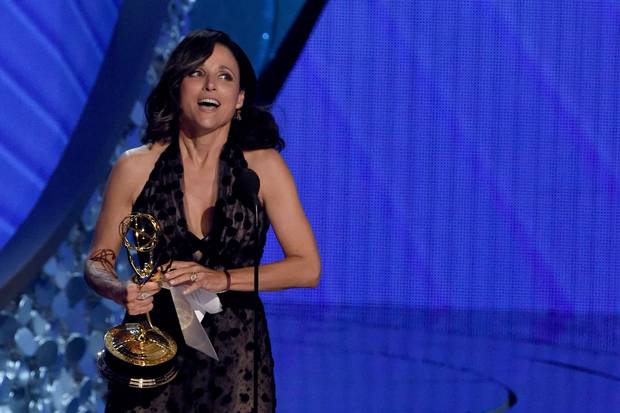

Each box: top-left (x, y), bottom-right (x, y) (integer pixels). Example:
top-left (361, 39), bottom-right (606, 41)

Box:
top-left (84, 29), bottom-right (320, 412)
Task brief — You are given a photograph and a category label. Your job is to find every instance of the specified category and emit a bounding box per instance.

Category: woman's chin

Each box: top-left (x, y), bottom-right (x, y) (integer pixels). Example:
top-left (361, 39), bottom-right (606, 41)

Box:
top-left (180, 122), bottom-right (232, 140)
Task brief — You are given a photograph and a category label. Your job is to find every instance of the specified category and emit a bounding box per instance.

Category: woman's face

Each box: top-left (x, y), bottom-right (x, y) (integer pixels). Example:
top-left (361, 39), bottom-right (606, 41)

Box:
top-left (178, 43), bottom-right (245, 138)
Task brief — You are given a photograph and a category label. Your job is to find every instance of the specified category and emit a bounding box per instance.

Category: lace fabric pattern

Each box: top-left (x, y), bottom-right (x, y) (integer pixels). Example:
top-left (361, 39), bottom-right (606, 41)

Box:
top-left (106, 140), bottom-right (275, 412)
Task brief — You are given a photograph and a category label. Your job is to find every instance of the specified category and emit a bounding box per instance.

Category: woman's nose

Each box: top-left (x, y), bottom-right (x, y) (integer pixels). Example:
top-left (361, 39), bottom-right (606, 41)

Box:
top-left (203, 74), bottom-right (215, 90)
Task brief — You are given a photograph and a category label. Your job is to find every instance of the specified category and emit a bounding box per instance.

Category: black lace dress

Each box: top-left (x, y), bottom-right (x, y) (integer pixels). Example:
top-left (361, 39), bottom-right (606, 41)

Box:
top-left (105, 140), bottom-right (276, 413)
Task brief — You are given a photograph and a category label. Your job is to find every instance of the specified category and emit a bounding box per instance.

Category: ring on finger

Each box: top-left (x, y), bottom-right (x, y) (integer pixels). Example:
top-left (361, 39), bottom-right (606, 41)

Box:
top-left (138, 292), bottom-right (147, 300)
top-left (190, 271), bottom-right (197, 283)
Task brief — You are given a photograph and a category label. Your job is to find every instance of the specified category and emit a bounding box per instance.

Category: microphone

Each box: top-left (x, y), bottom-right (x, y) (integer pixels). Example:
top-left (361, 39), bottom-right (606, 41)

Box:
top-left (233, 168), bottom-right (260, 208)
top-left (232, 167), bottom-right (261, 411)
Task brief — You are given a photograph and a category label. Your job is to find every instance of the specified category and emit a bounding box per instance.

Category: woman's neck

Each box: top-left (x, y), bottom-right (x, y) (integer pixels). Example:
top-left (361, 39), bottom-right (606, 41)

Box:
top-left (178, 129), bottom-right (227, 169)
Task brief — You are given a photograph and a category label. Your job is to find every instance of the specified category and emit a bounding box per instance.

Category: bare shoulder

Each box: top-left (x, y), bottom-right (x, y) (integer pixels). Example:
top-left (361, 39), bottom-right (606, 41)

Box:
top-left (110, 142), bottom-right (170, 202)
top-left (243, 149), bottom-right (297, 204)
top-left (113, 142), bottom-right (167, 177)
top-left (243, 148), bottom-right (289, 177)
top-left (119, 142), bottom-right (168, 168)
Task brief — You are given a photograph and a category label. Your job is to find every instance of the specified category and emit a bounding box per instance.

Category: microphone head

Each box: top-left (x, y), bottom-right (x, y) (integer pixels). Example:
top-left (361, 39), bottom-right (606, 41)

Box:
top-left (233, 168), bottom-right (260, 207)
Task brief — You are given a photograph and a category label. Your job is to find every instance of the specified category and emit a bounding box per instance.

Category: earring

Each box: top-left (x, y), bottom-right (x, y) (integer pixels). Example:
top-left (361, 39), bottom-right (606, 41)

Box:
top-left (234, 109), bottom-right (242, 121)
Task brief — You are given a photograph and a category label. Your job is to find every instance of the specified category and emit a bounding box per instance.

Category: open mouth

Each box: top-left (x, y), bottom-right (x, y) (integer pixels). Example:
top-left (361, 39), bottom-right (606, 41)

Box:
top-left (198, 98), bottom-right (221, 108)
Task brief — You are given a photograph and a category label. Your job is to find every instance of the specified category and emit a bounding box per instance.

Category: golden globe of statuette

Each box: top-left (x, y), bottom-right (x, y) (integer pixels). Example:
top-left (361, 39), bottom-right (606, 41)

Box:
top-left (97, 213), bottom-right (178, 389)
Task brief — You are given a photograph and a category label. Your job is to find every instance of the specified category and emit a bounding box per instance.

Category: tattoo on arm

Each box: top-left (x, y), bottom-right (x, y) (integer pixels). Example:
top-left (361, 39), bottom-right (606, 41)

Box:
top-left (85, 248), bottom-right (124, 303)
top-left (88, 249), bottom-right (117, 274)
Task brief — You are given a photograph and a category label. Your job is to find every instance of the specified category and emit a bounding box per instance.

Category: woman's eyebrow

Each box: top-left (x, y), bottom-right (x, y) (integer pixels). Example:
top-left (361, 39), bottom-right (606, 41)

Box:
top-left (218, 65), bottom-right (235, 73)
top-left (195, 63), bottom-right (237, 76)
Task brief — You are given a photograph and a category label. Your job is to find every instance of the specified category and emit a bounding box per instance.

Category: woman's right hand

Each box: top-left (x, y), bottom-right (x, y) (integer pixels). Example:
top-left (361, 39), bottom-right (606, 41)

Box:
top-left (115, 281), bottom-right (161, 315)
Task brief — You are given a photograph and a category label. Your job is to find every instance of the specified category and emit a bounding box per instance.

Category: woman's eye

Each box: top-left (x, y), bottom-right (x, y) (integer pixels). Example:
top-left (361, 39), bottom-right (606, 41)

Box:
top-left (189, 70), bottom-right (203, 77)
top-left (218, 73), bottom-right (233, 81)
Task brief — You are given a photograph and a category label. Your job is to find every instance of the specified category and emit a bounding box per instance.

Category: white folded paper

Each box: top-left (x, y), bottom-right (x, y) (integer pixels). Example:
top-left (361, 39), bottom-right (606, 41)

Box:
top-left (163, 284), bottom-right (221, 360)
top-left (184, 288), bottom-right (223, 322)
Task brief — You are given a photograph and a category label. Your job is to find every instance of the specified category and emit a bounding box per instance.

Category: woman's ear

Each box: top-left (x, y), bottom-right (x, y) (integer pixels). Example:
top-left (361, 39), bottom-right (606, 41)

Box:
top-left (236, 90), bottom-right (245, 109)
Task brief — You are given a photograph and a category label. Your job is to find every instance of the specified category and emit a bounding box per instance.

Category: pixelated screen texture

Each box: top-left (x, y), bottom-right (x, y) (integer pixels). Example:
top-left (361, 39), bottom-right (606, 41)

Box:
top-left (261, 1), bottom-right (620, 314)
top-left (0, 1), bottom-right (121, 249)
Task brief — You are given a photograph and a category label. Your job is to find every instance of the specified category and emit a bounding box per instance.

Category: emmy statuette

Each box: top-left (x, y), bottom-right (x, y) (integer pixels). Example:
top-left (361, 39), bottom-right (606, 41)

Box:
top-left (97, 213), bottom-right (178, 389)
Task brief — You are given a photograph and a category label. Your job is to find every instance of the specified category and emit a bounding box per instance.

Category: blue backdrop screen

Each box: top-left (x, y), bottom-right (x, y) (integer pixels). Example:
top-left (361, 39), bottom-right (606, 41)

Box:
top-left (261, 0), bottom-right (620, 315)
top-left (0, 1), bottom-right (121, 250)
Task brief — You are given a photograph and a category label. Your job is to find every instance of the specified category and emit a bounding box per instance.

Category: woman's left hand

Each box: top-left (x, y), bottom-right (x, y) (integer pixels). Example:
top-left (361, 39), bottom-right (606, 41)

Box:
top-left (165, 261), bottom-right (228, 295)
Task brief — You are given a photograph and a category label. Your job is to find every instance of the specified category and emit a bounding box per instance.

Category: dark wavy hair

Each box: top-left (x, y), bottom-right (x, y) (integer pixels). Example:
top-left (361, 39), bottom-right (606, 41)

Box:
top-left (143, 29), bottom-right (284, 151)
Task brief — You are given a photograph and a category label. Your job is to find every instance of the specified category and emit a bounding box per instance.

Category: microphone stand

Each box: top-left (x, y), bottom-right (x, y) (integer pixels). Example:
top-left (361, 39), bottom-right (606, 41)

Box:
top-left (233, 168), bottom-right (262, 412)
top-left (253, 202), bottom-right (260, 413)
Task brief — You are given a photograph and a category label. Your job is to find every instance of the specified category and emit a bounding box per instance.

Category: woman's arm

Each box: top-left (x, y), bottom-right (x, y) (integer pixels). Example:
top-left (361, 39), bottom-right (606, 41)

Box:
top-left (169, 149), bottom-right (320, 293)
top-left (84, 149), bottom-right (161, 314)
